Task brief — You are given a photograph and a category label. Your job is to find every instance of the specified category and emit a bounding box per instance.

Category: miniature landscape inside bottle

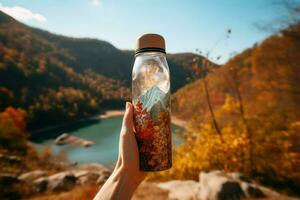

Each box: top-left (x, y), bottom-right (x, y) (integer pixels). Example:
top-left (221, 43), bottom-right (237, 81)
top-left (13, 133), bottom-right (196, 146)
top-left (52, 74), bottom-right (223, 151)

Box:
top-left (132, 55), bottom-right (172, 171)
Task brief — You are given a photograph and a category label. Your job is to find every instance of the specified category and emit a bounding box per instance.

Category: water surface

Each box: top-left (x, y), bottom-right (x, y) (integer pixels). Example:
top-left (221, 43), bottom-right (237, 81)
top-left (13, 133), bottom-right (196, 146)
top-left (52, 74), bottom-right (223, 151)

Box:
top-left (33, 116), bottom-right (183, 168)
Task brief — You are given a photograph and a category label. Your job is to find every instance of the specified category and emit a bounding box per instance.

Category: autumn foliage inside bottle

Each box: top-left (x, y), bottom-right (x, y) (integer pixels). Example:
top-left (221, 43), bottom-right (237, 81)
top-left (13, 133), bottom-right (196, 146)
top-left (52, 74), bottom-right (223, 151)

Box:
top-left (132, 34), bottom-right (172, 171)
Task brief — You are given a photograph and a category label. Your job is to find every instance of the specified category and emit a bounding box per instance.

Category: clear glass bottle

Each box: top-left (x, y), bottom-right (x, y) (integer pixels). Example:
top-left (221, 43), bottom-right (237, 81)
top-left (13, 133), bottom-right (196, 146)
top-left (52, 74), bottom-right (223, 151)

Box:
top-left (132, 34), bottom-right (172, 171)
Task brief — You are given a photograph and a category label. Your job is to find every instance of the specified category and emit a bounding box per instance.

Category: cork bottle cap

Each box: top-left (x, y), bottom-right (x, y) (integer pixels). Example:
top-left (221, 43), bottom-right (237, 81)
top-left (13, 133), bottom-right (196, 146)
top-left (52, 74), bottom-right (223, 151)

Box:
top-left (135, 33), bottom-right (166, 55)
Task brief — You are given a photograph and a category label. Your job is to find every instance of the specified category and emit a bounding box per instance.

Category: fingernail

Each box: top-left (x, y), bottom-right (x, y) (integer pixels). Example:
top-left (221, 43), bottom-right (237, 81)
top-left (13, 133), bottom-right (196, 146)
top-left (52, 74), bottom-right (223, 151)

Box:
top-left (126, 102), bottom-right (129, 109)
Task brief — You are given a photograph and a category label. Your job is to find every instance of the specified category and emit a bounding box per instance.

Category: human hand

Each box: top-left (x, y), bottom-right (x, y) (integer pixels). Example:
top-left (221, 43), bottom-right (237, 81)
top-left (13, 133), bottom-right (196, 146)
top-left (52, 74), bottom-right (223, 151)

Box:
top-left (114, 101), bottom-right (147, 183)
top-left (94, 102), bottom-right (146, 200)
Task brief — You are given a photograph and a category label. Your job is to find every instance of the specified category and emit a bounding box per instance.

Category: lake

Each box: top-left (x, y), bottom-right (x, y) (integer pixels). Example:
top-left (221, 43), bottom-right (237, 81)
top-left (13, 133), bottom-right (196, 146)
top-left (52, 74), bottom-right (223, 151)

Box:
top-left (32, 116), bottom-right (183, 169)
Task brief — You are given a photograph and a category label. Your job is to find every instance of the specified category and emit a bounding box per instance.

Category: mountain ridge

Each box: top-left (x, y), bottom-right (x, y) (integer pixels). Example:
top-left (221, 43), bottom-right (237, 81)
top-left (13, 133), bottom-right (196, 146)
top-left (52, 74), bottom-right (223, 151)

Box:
top-left (0, 11), bottom-right (219, 91)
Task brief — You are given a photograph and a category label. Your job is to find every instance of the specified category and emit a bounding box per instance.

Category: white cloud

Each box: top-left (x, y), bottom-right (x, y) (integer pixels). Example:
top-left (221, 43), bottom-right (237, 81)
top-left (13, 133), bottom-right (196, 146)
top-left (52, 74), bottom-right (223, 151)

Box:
top-left (0, 3), bottom-right (46, 22)
top-left (90, 0), bottom-right (100, 6)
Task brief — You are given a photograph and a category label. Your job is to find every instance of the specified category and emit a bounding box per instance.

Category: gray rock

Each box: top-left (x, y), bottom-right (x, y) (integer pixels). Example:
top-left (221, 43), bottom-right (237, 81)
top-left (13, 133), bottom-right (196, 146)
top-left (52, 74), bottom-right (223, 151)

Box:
top-left (99, 170), bottom-right (111, 179)
top-left (18, 170), bottom-right (46, 182)
top-left (33, 177), bottom-right (48, 193)
top-left (95, 169), bottom-right (112, 185)
top-left (47, 172), bottom-right (76, 192)
top-left (74, 163), bottom-right (111, 185)
top-left (78, 173), bottom-right (99, 185)
top-left (29, 166), bottom-right (111, 193)
top-left (227, 172), bottom-right (251, 183)
top-left (246, 184), bottom-right (266, 198)
top-left (97, 175), bottom-right (108, 185)
top-left (33, 171), bottom-right (79, 192)
top-left (217, 181), bottom-right (245, 200)
top-left (72, 170), bottom-right (89, 178)
top-left (71, 170), bottom-right (100, 185)
top-left (199, 171), bottom-right (264, 200)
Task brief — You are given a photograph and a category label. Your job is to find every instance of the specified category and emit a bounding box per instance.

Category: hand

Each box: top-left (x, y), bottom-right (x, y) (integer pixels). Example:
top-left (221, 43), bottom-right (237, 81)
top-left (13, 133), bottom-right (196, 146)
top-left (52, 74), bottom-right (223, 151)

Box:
top-left (115, 102), bottom-right (147, 182)
top-left (94, 102), bottom-right (147, 200)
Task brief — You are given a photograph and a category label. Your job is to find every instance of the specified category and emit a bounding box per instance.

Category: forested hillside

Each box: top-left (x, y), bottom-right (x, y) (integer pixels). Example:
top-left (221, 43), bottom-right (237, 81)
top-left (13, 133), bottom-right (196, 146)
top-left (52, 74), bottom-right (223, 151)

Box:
top-left (0, 12), bottom-right (131, 130)
top-left (153, 22), bottom-right (300, 194)
top-left (21, 15), bottom-right (218, 91)
top-left (0, 11), bottom-right (215, 130)
top-left (172, 22), bottom-right (300, 123)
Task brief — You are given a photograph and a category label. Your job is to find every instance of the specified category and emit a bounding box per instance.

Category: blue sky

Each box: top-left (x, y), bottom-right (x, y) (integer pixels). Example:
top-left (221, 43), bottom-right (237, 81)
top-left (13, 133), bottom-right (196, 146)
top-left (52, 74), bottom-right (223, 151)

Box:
top-left (0, 0), bottom-right (294, 63)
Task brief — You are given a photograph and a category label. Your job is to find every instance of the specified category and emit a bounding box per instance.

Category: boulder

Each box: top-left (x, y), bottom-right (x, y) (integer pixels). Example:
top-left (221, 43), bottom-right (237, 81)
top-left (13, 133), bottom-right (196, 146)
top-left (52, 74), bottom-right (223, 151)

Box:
top-left (33, 177), bottom-right (48, 193)
top-left (77, 173), bottom-right (100, 185)
top-left (97, 175), bottom-right (108, 185)
top-left (30, 166), bottom-right (111, 193)
top-left (72, 170), bottom-right (90, 178)
top-left (246, 184), bottom-right (265, 198)
top-left (46, 172), bottom-right (76, 192)
top-left (199, 171), bottom-right (265, 200)
top-left (227, 172), bottom-right (251, 183)
top-left (74, 163), bottom-right (111, 184)
top-left (71, 170), bottom-right (100, 185)
top-left (33, 171), bottom-right (77, 192)
top-left (158, 180), bottom-right (200, 200)
top-left (18, 170), bottom-right (47, 182)
top-left (98, 170), bottom-right (111, 180)
top-left (96, 169), bottom-right (111, 185)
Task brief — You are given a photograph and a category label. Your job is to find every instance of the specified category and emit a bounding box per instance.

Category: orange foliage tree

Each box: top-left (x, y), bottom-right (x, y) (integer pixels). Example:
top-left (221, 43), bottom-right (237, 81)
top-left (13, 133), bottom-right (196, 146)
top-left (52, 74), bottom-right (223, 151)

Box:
top-left (0, 107), bottom-right (28, 154)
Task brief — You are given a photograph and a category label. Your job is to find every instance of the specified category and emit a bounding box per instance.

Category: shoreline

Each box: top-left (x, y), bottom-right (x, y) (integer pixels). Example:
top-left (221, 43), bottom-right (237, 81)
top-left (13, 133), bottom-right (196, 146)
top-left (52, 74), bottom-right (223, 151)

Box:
top-left (98, 110), bottom-right (125, 119)
top-left (31, 110), bottom-right (187, 136)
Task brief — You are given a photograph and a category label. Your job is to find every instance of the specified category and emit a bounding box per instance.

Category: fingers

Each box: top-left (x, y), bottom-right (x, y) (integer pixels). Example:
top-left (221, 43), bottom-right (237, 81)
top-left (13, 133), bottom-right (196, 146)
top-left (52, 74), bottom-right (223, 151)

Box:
top-left (122, 102), bottom-right (134, 131)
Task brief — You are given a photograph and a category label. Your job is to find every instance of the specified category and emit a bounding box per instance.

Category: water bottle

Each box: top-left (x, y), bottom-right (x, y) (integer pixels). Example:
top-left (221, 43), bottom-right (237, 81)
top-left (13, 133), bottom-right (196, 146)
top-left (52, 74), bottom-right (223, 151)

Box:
top-left (132, 34), bottom-right (172, 171)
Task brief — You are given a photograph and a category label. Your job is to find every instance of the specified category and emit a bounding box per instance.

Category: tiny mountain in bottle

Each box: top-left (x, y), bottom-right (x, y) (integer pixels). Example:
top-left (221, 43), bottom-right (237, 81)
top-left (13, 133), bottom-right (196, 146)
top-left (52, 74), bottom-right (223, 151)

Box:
top-left (132, 34), bottom-right (172, 171)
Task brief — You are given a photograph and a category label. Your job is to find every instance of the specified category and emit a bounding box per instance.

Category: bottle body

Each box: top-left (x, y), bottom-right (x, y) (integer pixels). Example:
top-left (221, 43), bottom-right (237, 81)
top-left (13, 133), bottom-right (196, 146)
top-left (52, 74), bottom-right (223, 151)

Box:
top-left (132, 52), bottom-right (172, 171)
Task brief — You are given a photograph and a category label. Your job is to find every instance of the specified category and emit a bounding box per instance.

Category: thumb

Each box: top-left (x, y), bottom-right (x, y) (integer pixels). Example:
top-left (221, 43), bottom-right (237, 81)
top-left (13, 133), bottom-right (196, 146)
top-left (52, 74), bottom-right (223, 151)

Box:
top-left (122, 102), bottom-right (134, 130)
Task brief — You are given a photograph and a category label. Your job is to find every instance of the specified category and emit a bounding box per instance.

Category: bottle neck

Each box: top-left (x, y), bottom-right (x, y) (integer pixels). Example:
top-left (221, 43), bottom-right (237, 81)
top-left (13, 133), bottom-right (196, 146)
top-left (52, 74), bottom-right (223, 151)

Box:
top-left (135, 51), bottom-right (166, 58)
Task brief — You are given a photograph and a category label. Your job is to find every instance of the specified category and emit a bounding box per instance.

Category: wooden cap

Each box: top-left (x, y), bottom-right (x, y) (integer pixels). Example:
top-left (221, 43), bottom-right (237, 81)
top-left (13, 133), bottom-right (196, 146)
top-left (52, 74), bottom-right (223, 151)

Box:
top-left (135, 34), bottom-right (166, 54)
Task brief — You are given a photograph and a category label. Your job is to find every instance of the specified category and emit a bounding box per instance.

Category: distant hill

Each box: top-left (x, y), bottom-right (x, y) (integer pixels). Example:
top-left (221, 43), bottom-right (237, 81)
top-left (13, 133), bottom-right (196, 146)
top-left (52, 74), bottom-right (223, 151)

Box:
top-left (0, 11), bottom-right (217, 130)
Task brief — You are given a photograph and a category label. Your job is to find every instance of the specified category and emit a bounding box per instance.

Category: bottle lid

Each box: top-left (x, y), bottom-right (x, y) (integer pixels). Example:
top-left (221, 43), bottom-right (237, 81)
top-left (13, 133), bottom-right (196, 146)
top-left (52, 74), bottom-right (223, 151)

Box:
top-left (135, 33), bottom-right (166, 55)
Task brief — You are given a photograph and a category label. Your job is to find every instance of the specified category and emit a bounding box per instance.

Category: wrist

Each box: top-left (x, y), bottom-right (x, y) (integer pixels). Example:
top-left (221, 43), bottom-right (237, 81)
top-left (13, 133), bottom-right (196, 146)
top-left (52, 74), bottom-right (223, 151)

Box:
top-left (116, 164), bottom-right (145, 186)
top-left (94, 165), bottom-right (141, 200)
top-left (106, 166), bottom-right (141, 199)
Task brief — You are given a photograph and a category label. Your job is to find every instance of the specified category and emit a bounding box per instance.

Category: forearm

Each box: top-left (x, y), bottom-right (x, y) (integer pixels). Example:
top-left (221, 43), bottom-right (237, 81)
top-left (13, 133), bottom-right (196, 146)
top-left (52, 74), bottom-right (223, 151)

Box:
top-left (93, 166), bottom-right (142, 200)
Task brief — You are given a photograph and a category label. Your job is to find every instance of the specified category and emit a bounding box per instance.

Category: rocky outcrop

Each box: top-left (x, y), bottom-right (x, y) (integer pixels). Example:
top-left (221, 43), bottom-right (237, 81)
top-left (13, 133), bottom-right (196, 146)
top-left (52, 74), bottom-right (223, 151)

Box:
top-left (18, 163), bottom-right (112, 193)
top-left (72, 170), bottom-right (100, 185)
top-left (54, 133), bottom-right (95, 147)
top-left (198, 171), bottom-right (265, 200)
top-left (47, 172), bottom-right (77, 192)
top-left (18, 170), bottom-right (46, 182)
top-left (33, 177), bottom-right (48, 192)
top-left (156, 171), bottom-right (268, 200)
top-left (33, 172), bottom-right (77, 193)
